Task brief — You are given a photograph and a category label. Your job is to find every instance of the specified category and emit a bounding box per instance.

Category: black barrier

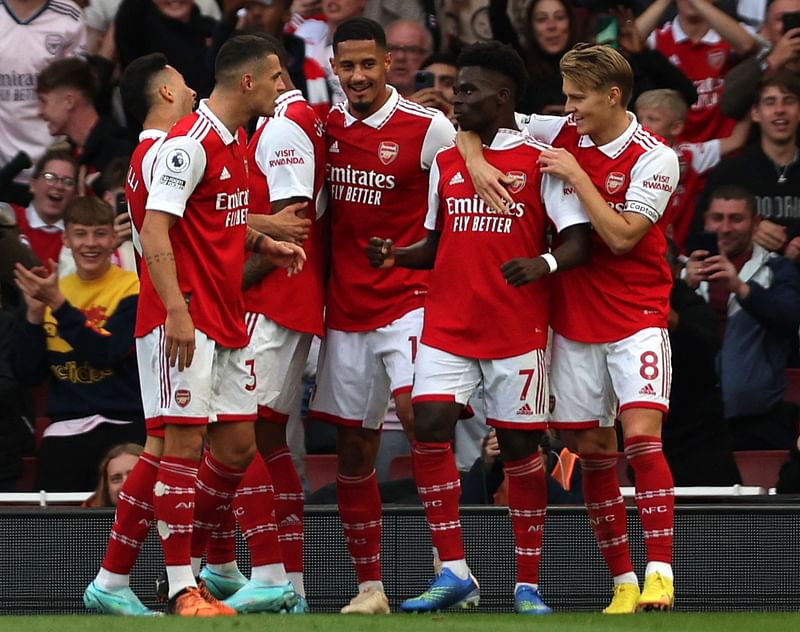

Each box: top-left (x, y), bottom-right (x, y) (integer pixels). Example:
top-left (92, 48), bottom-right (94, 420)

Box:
top-left (1, 504), bottom-right (799, 614)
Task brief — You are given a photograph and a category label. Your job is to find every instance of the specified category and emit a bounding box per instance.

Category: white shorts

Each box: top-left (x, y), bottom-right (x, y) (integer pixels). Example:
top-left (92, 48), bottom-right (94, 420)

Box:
top-left (137, 326), bottom-right (257, 433)
top-left (245, 312), bottom-right (312, 424)
top-left (412, 343), bottom-right (548, 430)
top-left (549, 327), bottom-right (672, 429)
top-left (310, 308), bottom-right (423, 430)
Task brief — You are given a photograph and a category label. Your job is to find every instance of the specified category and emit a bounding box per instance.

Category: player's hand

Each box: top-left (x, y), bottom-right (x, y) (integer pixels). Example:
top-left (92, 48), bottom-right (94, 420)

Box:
top-left (262, 237), bottom-right (306, 276)
top-left (538, 147), bottom-right (585, 185)
top-left (753, 219), bottom-right (788, 252)
top-left (461, 146), bottom-right (515, 213)
top-left (269, 201), bottom-right (311, 244)
top-left (366, 237), bottom-right (395, 268)
top-left (165, 306), bottom-right (195, 371)
top-left (500, 257), bottom-right (549, 287)
top-left (684, 249), bottom-right (710, 288)
top-left (785, 236), bottom-right (800, 263)
top-left (113, 212), bottom-right (132, 247)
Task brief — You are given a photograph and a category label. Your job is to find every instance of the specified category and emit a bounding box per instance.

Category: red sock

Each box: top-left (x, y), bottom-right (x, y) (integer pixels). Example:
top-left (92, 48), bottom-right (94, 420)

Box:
top-left (101, 452), bottom-right (160, 574)
top-left (206, 506), bottom-right (237, 565)
top-left (190, 452), bottom-right (243, 559)
top-left (412, 441), bottom-right (464, 561)
top-left (234, 455), bottom-right (282, 566)
top-left (153, 456), bottom-right (199, 567)
top-left (505, 454), bottom-right (547, 585)
top-left (581, 453), bottom-right (633, 577)
top-left (624, 435), bottom-right (674, 565)
top-left (337, 471), bottom-right (382, 583)
top-left (264, 447), bottom-right (304, 573)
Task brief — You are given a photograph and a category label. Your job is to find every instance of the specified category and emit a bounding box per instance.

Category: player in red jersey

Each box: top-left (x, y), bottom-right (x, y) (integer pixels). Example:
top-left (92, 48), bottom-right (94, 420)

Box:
top-left (463, 44), bottom-right (680, 613)
top-left (83, 53), bottom-right (197, 617)
top-left (310, 17), bottom-right (456, 614)
top-left (368, 41), bottom-right (590, 615)
top-left (198, 42), bottom-right (327, 613)
top-left (135, 35), bottom-right (306, 617)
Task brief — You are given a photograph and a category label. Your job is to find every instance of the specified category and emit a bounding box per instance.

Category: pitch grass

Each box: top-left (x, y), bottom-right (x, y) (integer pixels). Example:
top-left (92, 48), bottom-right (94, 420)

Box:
top-left (1, 613), bottom-right (799, 632)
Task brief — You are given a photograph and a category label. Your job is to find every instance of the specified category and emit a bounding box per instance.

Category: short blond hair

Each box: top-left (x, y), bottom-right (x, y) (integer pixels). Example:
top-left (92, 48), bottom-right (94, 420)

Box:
top-left (635, 89), bottom-right (687, 122)
top-left (560, 44), bottom-right (633, 108)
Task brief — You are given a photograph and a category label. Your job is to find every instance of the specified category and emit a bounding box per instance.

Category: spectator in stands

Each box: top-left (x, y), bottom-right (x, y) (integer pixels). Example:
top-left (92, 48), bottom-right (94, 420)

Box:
top-left (636, 0), bottom-right (759, 143)
top-left (211, 0), bottom-right (331, 119)
top-left (9, 150), bottom-right (79, 270)
top-left (385, 19), bottom-right (433, 96)
top-left (635, 88), bottom-right (749, 251)
top-left (0, 0), bottom-right (85, 206)
top-left (722, 0), bottom-right (800, 121)
top-left (662, 239), bottom-right (740, 485)
top-left (685, 185), bottom-right (800, 451)
top-left (114, 0), bottom-right (217, 99)
top-left (11, 196), bottom-right (144, 492)
top-left (83, 443), bottom-right (144, 507)
top-left (689, 71), bottom-right (800, 257)
top-left (36, 58), bottom-right (133, 196)
top-left (409, 52), bottom-right (458, 121)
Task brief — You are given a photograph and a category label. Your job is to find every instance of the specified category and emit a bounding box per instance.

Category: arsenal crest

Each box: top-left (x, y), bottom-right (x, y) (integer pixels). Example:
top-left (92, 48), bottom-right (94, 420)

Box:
top-left (605, 172), bottom-right (625, 194)
top-left (378, 141), bottom-right (399, 165)
top-left (175, 389), bottom-right (191, 408)
top-left (45, 33), bottom-right (63, 55)
top-left (506, 171), bottom-right (526, 194)
top-left (707, 48), bottom-right (725, 71)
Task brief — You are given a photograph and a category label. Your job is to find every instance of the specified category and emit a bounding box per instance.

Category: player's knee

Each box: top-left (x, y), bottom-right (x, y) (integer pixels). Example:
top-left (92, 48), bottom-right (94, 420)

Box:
top-left (213, 441), bottom-right (256, 470)
top-left (337, 428), bottom-right (379, 475)
top-left (163, 424), bottom-right (205, 460)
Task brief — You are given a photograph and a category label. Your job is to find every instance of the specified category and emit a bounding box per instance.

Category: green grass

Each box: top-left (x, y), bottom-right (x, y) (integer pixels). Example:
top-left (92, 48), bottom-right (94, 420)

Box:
top-left (1, 613), bottom-right (799, 632)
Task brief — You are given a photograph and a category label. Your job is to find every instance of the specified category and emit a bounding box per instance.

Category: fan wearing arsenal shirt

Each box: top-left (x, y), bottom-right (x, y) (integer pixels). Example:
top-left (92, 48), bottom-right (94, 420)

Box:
top-left (133, 35), bottom-right (306, 617)
top-left (367, 41), bottom-right (590, 615)
top-left (461, 44), bottom-right (680, 614)
top-left (83, 53), bottom-right (197, 617)
top-left (309, 17), bottom-right (456, 615)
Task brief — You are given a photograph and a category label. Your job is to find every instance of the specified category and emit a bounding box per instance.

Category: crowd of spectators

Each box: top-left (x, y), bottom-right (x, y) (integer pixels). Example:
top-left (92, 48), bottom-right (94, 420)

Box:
top-left (1, 0), bottom-right (799, 495)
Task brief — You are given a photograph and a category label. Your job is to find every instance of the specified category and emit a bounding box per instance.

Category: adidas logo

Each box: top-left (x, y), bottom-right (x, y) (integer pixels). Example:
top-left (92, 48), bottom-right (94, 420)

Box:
top-left (280, 513), bottom-right (302, 527)
top-left (449, 171), bottom-right (465, 185)
top-left (220, 166), bottom-right (231, 180)
top-left (638, 383), bottom-right (656, 396)
top-left (516, 403), bottom-right (534, 416)
top-left (329, 140), bottom-right (340, 153)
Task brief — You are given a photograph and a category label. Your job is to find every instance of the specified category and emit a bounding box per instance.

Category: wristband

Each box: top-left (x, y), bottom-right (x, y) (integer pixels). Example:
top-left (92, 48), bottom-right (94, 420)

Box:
top-left (253, 233), bottom-right (265, 253)
top-left (540, 253), bottom-right (558, 273)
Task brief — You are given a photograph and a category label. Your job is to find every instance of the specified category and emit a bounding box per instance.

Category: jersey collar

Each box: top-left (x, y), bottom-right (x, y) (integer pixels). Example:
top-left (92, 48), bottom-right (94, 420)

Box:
top-left (487, 128), bottom-right (528, 150)
top-left (138, 129), bottom-right (167, 142)
top-left (275, 89), bottom-right (304, 108)
top-left (577, 112), bottom-right (639, 158)
top-left (26, 204), bottom-right (64, 232)
top-left (672, 17), bottom-right (722, 45)
top-left (343, 85), bottom-right (399, 129)
top-left (197, 100), bottom-right (237, 145)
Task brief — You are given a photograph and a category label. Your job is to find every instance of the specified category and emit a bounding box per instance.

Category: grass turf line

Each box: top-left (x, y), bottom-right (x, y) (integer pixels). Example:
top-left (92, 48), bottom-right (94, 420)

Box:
top-left (1, 613), bottom-right (799, 632)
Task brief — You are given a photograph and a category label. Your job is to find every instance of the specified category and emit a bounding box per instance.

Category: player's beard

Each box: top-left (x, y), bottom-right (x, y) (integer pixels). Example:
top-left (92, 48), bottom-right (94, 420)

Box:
top-left (350, 98), bottom-right (373, 114)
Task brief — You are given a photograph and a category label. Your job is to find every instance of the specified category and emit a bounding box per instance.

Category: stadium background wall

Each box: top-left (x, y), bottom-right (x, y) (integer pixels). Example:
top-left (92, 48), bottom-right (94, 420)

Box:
top-left (1, 504), bottom-right (798, 614)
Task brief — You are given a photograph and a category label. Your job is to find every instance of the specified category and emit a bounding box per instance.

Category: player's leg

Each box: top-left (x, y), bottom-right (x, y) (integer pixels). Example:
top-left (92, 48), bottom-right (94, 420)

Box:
top-left (550, 334), bottom-right (638, 614)
top-left (610, 328), bottom-right (674, 611)
top-left (310, 328), bottom-right (389, 614)
top-left (401, 344), bottom-right (480, 613)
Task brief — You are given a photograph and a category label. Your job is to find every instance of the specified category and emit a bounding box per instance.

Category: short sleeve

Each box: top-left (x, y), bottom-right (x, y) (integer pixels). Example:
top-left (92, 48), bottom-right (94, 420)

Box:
top-left (421, 111), bottom-right (457, 170)
top-left (623, 145), bottom-right (680, 223)
top-left (255, 117), bottom-right (315, 203)
top-left (423, 153), bottom-right (444, 231)
top-left (524, 114), bottom-right (568, 145)
top-left (540, 172), bottom-right (590, 233)
top-left (146, 135), bottom-right (207, 218)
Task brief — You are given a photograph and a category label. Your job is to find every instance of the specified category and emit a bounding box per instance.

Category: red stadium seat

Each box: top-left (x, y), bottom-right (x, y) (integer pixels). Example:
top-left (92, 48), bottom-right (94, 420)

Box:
top-left (35, 417), bottom-right (50, 450)
top-left (303, 454), bottom-right (338, 494)
top-left (733, 450), bottom-right (790, 488)
top-left (16, 457), bottom-right (37, 492)
top-left (785, 369), bottom-right (800, 405)
top-left (388, 454), bottom-right (413, 481)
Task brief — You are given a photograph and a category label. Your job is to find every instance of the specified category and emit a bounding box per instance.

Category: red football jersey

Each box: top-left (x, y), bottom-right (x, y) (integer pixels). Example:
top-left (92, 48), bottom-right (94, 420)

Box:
top-left (135, 101), bottom-right (250, 348)
top-left (651, 20), bottom-right (736, 144)
top-left (525, 113), bottom-right (680, 343)
top-left (13, 203), bottom-right (63, 266)
top-left (126, 129), bottom-right (167, 272)
top-left (324, 87), bottom-right (456, 331)
top-left (244, 90), bottom-right (327, 337)
top-left (663, 139), bottom-right (721, 251)
top-left (423, 130), bottom-right (588, 359)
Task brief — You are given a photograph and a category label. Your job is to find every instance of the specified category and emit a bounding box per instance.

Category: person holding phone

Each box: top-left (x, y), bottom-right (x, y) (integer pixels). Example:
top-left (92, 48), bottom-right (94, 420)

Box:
top-left (408, 52), bottom-right (458, 124)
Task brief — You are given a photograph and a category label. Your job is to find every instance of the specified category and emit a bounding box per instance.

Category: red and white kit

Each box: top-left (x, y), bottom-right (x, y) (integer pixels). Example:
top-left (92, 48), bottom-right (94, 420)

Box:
top-left (126, 129), bottom-right (167, 268)
top-left (245, 89), bottom-right (327, 423)
top-left (136, 101), bottom-right (256, 432)
top-left (648, 20), bottom-right (735, 143)
top-left (413, 129), bottom-right (587, 429)
top-left (311, 86), bottom-right (456, 428)
top-left (524, 113), bottom-right (679, 426)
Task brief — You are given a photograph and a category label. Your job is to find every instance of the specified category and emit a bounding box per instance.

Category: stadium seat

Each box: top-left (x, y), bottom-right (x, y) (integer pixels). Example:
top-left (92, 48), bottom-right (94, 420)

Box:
top-left (785, 369), bottom-right (800, 405)
top-left (733, 450), bottom-right (790, 489)
top-left (35, 416), bottom-right (50, 450)
top-left (15, 457), bottom-right (37, 492)
top-left (388, 454), bottom-right (413, 481)
top-left (303, 454), bottom-right (338, 494)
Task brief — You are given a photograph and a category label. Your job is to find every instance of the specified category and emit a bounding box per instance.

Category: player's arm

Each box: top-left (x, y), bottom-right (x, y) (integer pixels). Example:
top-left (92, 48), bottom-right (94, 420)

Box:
top-left (366, 230), bottom-right (441, 270)
top-left (247, 197), bottom-right (311, 243)
top-left (244, 226), bottom-right (306, 276)
top-left (457, 130), bottom-right (515, 212)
